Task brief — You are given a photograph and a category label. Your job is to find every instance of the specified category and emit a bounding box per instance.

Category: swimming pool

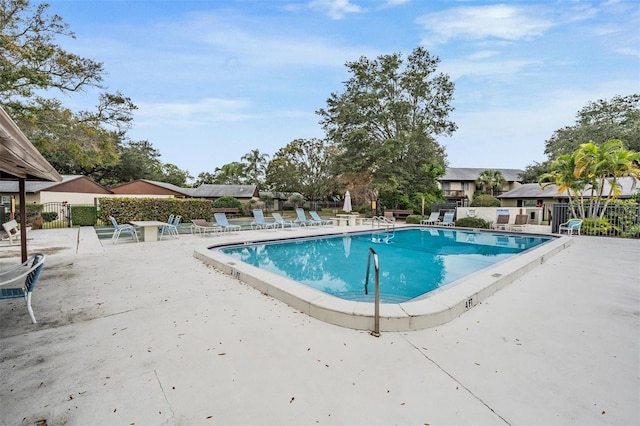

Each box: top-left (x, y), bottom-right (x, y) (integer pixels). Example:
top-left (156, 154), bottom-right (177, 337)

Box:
top-left (219, 228), bottom-right (552, 303)
top-left (195, 226), bottom-right (571, 331)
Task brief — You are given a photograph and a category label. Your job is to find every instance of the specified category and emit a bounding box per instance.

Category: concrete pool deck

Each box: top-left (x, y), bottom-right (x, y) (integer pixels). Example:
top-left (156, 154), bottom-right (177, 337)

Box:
top-left (1, 225), bottom-right (639, 425)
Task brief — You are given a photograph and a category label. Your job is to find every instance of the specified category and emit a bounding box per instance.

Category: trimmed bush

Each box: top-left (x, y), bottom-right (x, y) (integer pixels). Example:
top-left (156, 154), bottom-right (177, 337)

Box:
top-left (99, 198), bottom-right (214, 223)
top-left (406, 215), bottom-right (424, 224)
top-left (41, 211), bottom-right (58, 223)
top-left (71, 206), bottom-right (97, 226)
top-left (455, 217), bottom-right (491, 229)
top-left (470, 194), bottom-right (500, 207)
top-left (213, 196), bottom-right (244, 215)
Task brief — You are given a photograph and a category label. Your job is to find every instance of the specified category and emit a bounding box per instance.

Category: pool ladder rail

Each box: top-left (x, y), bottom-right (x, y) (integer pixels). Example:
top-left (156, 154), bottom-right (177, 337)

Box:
top-left (364, 247), bottom-right (381, 337)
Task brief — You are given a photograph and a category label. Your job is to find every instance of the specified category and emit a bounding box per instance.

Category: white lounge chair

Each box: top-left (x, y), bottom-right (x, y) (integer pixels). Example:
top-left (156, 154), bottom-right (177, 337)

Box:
top-left (440, 212), bottom-right (455, 226)
top-left (295, 208), bottom-right (320, 226)
top-left (420, 212), bottom-right (440, 225)
top-left (214, 213), bottom-right (241, 232)
top-left (251, 209), bottom-right (276, 230)
top-left (272, 212), bottom-right (297, 229)
top-left (309, 211), bottom-right (332, 226)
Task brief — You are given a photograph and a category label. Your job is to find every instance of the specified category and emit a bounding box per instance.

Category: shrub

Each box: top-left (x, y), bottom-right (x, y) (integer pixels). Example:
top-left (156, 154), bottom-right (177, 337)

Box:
top-left (249, 198), bottom-right (266, 210)
top-left (623, 223), bottom-right (640, 238)
top-left (212, 196), bottom-right (244, 215)
top-left (406, 215), bottom-right (423, 224)
top-left (287, 193), bottom-right (305, 209)
top-left (212, 196), bottom-right (242, 209)
top-left (380, 192), bottom-right (410, 210)
top-left (455, 217), bottom-right (491, 229)
top-left (41, 211), bottom-right (58, 223)
top-left (470, 194), bottom-right (500, 207)
top-left (582, 218), bottom-right (612, 235)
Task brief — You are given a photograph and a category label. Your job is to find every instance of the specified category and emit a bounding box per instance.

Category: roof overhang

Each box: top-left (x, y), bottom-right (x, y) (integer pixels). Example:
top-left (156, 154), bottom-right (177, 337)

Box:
top-left (0, 106), bottom-right (62, 182)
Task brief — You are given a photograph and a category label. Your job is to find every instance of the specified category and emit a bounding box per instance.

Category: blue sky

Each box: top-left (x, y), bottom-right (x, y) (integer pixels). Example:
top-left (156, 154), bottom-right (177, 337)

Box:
top-left (44, 0), bottom-right (639, 181)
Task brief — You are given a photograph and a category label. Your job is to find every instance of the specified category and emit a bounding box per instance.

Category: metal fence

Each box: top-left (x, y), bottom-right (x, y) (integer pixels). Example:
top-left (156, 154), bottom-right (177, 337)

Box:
top-left (551, 202), bottom-right (640, 237)
top-left (41, 202), bottom-right (71, 228)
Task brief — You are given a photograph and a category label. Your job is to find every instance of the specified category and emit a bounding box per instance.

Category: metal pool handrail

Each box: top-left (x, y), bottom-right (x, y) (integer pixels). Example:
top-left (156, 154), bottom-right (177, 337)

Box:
top-left (364, 247), bottom-right (380, 337)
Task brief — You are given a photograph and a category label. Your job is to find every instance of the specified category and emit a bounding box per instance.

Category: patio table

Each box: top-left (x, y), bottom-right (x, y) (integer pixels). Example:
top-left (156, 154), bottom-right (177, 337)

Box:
top-left (335, 214), bottom-right (361, 227)
top-left (129, 220), bottom-right (167, 242)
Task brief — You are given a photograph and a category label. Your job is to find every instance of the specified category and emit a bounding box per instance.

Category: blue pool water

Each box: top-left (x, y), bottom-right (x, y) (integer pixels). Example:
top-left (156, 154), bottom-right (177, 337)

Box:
top-left (220, 228), bottom-right (552, 303)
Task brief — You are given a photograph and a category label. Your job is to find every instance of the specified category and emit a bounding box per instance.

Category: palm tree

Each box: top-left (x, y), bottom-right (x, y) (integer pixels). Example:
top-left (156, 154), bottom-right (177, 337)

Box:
top-left (214, 162), bottom-right (246, 185)
top-left (476, 170), bottom-right (506, 196)
top-left (241, 149), bottom-right (269, 188)
top-left (539, 153), bottom-right (586, 218)
top-left (541, 139), bottom-right (640, 219)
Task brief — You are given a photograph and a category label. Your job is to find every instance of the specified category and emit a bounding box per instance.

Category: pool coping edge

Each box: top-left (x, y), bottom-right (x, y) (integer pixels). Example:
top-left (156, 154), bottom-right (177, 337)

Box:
top-left (193, 229), bottom-right (573, 332)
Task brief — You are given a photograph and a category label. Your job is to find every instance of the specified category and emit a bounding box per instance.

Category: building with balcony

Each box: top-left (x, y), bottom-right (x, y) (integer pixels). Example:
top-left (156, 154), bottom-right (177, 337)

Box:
top-left (438, 168), bottom-right (524, 206)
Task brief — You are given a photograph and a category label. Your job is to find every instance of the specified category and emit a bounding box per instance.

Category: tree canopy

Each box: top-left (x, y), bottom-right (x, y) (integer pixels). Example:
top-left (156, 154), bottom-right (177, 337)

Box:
top-left (317, 46), bottom-right (455, 204)
top-left (522, 94), bottom-right (639, 182)
top-left (545, 94), bottom-right (639, 158)
top-left (0, 0), bottom-right (104, 102)
top-left (265, 138), bottom-right (337, 201)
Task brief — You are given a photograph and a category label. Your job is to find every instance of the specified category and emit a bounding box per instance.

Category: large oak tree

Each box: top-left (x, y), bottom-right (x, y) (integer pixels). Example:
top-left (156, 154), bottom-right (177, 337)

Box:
top-left (317, 46), bottom-right (456, 206)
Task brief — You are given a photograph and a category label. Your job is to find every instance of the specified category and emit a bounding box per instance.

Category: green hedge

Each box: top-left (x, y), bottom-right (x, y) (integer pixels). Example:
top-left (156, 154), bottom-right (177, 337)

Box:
top-left (71, 206), bottom-right (97, 226)
top-left (99, 198), bottom-right (214, 223)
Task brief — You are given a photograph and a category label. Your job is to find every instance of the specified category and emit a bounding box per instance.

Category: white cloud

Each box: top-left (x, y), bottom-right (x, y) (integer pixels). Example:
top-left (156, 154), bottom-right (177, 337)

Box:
top-left (135, 98), bottom-right (253, 127)
top-left (441, 58), bottom-right (542, 80)
top-left (467, 50), bottom-right (499, 60)
top-left (385, 0), bottom-right (410, 6)
top-left (172, 14), bottom-right (373, 69)
top-left (309, 0), bottom-right (362, 20)
top-left (417, 5), bottom-right (553, 45)
top-left (616, 47), bottom-right (640, 58)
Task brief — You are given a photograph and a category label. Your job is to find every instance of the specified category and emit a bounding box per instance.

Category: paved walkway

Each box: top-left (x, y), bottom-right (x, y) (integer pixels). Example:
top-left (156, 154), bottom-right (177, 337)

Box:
top-left (1, 226), bottom-right (638, 425)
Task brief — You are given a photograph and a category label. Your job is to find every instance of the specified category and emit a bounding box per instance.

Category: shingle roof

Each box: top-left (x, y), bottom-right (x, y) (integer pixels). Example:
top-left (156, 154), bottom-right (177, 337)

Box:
top-left (441, 168), bottom-right (524, 182)
top-left (191, 184), bottom-right (258, 198)
top-left (139, 180), bottom-right (195, 196)
top-left (499, 177), bottom-right (638, 199)
top-left (0, 175), bottom-right (83, 193)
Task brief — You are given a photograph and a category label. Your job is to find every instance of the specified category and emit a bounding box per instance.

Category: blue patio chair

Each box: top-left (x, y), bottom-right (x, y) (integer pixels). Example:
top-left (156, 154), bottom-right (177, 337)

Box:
top-left (440, 211), bottom-right (455, 227)
top-left (309, 211), bottom-right (333, 226)
top-left (160, 215), bottom-right (181, 240)
top-left (559, 218), bottom-right (583, 235)
top-left (109, 216), bottom-right (139, 244)
top-left (295, 208), bottom-right (320, 226)
top-left (0, 253), bottom-right (46, 323)
top-left (420, 212), bottom-right (440, 225)
top-left (214, 212), bottom-right (241, 232)
top-left (251, 209), bottom-right (276, 230)
top-left (272, 212), bottom-right (297, 229)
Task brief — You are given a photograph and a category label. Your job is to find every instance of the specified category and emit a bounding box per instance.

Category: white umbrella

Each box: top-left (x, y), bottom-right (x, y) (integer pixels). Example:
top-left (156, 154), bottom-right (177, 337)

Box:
top-left (343, 191), bottom-right (352, 213)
